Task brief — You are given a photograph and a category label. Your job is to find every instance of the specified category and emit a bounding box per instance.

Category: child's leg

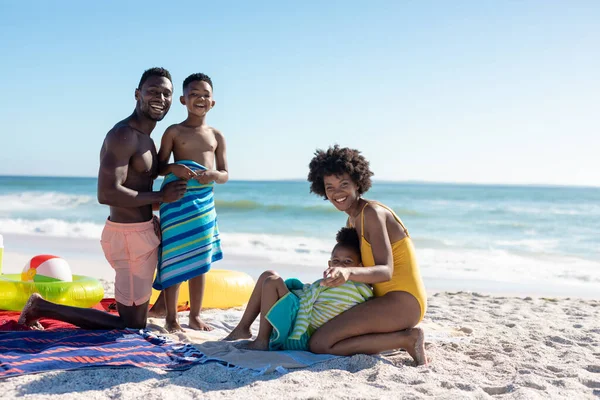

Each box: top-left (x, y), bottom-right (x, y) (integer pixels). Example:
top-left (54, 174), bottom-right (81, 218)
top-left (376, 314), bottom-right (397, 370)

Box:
top-left (223, 270), bottom-right (279, 341)
top-left (241, 275), bottom-right (289, 351)
top-left (164, 283), bottom-right (183, 333)
top-left (188, 274), bottom-right (212, 331)
top-left (148, 291), bottom-right (166, 318)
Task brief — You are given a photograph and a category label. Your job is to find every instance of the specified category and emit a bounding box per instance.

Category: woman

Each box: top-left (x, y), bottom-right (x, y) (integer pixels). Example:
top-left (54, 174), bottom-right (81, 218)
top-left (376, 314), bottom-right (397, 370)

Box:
top-left (307, 145), bottom-right (427, 365)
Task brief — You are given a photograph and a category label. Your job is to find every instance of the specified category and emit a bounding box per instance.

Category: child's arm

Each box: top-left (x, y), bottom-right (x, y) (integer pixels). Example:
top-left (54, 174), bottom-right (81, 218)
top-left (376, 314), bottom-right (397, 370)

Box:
top-left (157, 126), bottom-right (196, 179)
top-left (196, 129), bottom-right (229, 184)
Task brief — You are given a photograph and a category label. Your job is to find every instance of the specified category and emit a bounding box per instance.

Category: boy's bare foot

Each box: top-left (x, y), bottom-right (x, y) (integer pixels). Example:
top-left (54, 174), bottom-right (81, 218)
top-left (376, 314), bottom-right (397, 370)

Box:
top-left (165, 319), bottom-right (184, 333)
top-left (405, 327), bottom-right (427, 366)
top-left (236, 338), bottom-right (269, 351)
top-left (18, 293), bottom-right (45, 330)
top-left (222, 326), bottom-right (252, 341)
top-left (188, 316), bottom-right (213, 331)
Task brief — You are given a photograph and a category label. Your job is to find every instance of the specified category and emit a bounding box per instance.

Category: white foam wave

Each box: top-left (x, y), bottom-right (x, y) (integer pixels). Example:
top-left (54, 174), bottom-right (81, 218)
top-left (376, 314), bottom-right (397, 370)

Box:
top-left (419, 246), bottom-right (600, 285)
top-left (0, 218), bottom-right (103, 238)
top-left (220, 232), bottom-right (332, 267)
top-left (0, 192), bottom-right (94, 212)
top-left (1, 218), bottom-right (599, 287)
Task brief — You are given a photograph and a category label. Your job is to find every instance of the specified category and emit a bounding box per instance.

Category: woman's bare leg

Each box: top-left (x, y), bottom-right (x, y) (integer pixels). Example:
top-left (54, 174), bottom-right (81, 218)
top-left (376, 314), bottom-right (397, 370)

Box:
top-left (308, 291), bottom-right (427, 365)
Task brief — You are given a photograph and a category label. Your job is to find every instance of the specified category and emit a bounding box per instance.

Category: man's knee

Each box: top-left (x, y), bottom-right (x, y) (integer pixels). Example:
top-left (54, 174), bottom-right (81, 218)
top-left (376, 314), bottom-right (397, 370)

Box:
top-left (124, 316), bottom-right (147, 330)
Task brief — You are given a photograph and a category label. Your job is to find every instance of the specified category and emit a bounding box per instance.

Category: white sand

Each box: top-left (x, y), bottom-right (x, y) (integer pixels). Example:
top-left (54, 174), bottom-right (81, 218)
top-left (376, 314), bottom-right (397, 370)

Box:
top-left (1, 237), bottom-right (600, 399)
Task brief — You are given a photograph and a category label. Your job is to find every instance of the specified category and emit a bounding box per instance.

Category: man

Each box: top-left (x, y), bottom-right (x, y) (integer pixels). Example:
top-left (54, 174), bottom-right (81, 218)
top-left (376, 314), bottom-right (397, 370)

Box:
top-left (19, 68), bottom-right (187, 330)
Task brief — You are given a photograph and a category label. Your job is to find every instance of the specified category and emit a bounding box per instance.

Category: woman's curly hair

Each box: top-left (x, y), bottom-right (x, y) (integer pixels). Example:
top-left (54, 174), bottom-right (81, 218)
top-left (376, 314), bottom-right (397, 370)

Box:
top-left (307, 145), bottom-right (374, 199)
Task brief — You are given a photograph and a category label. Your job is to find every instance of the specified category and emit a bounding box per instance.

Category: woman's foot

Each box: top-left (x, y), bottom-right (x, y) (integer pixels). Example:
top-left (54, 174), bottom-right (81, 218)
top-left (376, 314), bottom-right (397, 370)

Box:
top-left (236, 338), bottom-right (269, 351)
top-left (222, 326), bottom-right (252, 341)
top-left (189, 315), bottom-right (213, 331)
top-left (18, 293), bottom-right (45, 330)
top-left (405, 327), bottom-right (427, 366)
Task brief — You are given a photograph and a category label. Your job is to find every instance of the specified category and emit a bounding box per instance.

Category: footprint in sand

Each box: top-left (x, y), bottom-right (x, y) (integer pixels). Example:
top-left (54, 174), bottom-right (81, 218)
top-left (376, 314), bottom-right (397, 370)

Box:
top-left (546, 335), bottom-right (574, 345)
top-left (483, 385), bottom-right (513, 395)
top-left (522, 380), bottom-right (547, 390)
top-left (580, 379), bottom-right (600, 389)
top-left (586, 365), bottom-right (600, 373)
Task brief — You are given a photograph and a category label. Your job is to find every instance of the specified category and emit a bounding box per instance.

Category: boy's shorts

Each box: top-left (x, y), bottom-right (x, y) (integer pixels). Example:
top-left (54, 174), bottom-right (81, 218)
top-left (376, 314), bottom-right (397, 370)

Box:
top-left (100, 218), bottom-right (160, 306)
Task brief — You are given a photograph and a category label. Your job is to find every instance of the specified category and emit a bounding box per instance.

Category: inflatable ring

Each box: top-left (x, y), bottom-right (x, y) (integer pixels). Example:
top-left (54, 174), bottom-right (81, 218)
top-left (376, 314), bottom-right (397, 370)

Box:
top-left (150, 269), bottom-right (255, 309)
top-left (0, 274), bottom-right (104, 311)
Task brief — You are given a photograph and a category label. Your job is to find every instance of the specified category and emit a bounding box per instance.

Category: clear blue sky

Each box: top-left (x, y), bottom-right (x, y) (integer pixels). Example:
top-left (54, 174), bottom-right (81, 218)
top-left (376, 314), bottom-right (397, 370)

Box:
top-left (0, 1), bottom-right (598, 186)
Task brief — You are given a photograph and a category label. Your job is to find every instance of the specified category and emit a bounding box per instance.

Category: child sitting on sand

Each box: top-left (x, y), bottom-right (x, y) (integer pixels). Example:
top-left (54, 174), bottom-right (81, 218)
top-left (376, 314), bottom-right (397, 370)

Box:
top-left (223, 227), bottom-right (373, 351)
top-left (149, 73), bottom-right (228, 333)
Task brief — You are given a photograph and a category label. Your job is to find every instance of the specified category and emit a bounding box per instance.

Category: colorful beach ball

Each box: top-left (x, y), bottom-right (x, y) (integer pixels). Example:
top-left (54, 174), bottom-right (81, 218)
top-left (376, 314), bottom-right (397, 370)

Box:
top-left (21, 255), bottom-right (73, 283)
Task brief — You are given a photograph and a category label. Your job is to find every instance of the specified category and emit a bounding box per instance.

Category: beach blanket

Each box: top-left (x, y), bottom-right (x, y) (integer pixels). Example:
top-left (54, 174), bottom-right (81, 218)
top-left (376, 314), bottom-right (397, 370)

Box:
top-left (153, 160), bottom-right (223, 291)
top-left (0, 329), bottom-right (204, 378)
top-left (193, 340), bottom-right (339, 374)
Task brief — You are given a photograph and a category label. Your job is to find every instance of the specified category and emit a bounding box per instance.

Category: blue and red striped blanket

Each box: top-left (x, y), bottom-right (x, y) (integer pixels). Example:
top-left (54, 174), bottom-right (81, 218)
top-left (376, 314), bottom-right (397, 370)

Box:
top-left (0, 329), bottom-right (204, 378)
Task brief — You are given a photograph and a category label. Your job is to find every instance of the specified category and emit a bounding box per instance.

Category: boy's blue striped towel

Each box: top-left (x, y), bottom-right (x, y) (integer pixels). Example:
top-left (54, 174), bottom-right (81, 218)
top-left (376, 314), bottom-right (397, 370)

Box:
top-left (153, 160), bottom-right (223, 291)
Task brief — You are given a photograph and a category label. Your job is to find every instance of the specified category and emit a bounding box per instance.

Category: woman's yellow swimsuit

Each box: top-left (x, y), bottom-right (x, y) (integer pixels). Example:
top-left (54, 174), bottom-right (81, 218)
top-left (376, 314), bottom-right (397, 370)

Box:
top-left (354, 201), bottom-right (427, 322)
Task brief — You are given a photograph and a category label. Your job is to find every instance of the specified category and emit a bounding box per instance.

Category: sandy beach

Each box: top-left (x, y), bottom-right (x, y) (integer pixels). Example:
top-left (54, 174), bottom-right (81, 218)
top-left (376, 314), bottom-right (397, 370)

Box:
top-left (0, 234), bottom-right (598, 399)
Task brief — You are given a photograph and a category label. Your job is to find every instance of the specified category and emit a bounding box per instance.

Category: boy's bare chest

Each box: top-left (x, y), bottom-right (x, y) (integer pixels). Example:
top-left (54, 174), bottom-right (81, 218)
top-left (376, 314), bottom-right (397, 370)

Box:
top-left (173, 131), bottom-right (217, 153)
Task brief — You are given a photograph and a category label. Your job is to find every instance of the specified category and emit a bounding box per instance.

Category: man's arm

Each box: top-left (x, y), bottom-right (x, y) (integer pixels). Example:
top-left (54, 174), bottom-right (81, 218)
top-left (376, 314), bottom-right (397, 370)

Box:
top-left (212, 129), bottom-right (229, 184)
top-left (157, 126), bottom-right (176, 176)
top-left (97, 127), bottom-right (164, 207)
top-left (157, 125), bottom-right (196, 179)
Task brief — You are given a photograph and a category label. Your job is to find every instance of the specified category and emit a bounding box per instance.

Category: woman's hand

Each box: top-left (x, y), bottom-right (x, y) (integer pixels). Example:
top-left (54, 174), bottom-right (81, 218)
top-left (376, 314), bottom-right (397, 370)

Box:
top-left (321, 267), bottom-right (351, 287)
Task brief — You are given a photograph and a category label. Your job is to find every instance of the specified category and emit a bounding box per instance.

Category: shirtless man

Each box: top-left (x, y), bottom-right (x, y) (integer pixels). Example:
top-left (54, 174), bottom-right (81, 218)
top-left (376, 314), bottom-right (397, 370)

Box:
top-left (18, 67), bottom-right (187, 330)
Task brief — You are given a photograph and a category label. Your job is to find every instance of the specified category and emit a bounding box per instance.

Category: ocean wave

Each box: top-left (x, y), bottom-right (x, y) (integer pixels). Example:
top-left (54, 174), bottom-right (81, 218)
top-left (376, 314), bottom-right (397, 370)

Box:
top-left (0, 218), bottom-right (103, 238)
top-left (214, 199), bottom-right (424, 216)
top-left (0, 192), bottom-right (94, 212)
top-left (2, 218), bottom-right (599, 286)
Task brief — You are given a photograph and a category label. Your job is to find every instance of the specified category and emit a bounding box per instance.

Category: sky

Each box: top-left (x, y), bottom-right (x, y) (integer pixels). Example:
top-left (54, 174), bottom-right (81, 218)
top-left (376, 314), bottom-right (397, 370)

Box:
top-left (0, 1), bottom-right (598, 186)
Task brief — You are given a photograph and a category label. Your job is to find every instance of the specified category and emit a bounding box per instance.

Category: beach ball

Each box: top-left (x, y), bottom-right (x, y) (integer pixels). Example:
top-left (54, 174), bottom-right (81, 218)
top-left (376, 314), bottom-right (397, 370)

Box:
top-left (21, 255), bottom-right (73, 283)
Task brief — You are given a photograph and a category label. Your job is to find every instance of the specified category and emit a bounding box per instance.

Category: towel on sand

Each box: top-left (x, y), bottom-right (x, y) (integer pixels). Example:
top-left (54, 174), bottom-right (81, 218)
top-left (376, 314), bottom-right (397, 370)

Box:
top-left (0, 329), bottom-right (204, 378)
top-left (153, 160), bottom-right (223, 291)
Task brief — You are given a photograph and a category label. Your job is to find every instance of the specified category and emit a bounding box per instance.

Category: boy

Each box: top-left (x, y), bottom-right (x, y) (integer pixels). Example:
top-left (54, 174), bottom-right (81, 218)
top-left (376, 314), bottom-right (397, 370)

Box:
top-left (223, 227), bottom-right (373, 351)
top-left (151, 73), bottom-right (228, 333)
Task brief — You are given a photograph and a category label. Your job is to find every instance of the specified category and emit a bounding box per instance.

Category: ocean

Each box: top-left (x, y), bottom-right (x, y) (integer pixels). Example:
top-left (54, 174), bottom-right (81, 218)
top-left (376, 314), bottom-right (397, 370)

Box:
top-left (1, 176), bottom-right (599, 293)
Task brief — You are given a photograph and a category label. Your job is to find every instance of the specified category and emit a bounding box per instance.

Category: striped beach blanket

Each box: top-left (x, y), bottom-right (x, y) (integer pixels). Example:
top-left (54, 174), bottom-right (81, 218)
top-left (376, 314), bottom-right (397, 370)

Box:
top-left (153, 160), bottom-right (223, 291)
top-left (0, 329), bottom-right (204, 378)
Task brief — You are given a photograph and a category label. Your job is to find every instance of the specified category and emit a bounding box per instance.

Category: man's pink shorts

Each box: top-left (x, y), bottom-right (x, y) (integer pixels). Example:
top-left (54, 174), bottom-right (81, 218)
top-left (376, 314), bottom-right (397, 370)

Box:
top-left (100, 219), bottom-right (160, 306)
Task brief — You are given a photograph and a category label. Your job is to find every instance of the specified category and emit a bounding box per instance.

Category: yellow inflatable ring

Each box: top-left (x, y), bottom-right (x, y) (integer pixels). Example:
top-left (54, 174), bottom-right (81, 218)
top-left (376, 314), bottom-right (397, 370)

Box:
top-left (150, 269), bottom-right (255, 309)
top-left (0, 274), bottom-right (104, 311)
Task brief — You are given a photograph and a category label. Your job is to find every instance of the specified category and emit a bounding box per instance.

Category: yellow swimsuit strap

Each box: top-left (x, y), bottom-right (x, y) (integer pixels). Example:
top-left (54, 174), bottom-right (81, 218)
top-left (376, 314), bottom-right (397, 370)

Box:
top-left (360, 201), bottom-right (409, 241)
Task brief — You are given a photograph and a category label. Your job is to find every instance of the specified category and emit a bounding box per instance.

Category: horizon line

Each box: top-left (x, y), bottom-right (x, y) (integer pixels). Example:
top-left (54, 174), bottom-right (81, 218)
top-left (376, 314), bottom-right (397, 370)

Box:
top-left (0, 174), bottom-right (597, 190)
